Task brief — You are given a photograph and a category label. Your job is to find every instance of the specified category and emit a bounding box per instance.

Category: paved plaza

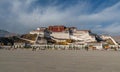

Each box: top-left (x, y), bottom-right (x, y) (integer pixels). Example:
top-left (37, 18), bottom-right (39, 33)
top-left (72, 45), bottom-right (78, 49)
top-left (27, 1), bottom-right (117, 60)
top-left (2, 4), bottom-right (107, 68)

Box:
top-left (0, 49), bottom-right (120, 72)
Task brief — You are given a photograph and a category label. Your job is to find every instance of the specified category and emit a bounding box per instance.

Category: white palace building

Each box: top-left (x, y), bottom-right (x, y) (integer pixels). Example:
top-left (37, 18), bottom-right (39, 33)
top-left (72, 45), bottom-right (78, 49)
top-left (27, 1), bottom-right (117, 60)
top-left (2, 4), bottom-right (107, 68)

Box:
top-left (29, 25), bottom-right (96, 43)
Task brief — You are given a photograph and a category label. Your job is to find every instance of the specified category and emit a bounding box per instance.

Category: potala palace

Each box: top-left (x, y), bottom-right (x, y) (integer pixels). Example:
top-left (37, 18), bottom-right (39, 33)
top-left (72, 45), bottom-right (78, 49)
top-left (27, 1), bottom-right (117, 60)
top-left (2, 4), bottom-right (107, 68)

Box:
top-left (29, 26), bottom-right (96, 43)
top-left (26, 25), bottom-right (118, 50)
top-left (0, 25), bottom-right (119, 50)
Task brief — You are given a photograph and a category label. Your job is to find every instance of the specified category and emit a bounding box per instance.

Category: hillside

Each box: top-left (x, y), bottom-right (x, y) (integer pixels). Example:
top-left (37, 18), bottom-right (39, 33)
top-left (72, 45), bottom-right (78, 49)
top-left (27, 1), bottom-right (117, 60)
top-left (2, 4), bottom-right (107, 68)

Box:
top-left (21, 34), bottom-right (37, 41)
top-left (0, 36), bottom-right (32, 45)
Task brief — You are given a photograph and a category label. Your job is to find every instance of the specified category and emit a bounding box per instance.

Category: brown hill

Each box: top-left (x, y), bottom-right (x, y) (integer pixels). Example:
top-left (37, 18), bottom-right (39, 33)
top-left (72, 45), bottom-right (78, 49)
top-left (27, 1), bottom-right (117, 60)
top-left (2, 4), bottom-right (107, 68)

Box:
top-left (21, 34), bottom-right (37, 41)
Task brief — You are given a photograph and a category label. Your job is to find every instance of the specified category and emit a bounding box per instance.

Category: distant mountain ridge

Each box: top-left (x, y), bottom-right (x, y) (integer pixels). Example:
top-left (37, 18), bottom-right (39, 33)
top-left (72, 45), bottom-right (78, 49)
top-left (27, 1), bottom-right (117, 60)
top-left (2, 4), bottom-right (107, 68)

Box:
top-left (0, 29), bottom-right (9, 37)
top-left (112, 36), bottom-right (120, 44)
top-left (0, 29), bottom-right (9, 33)
top-left (0, 29), bottom-right (17, 37)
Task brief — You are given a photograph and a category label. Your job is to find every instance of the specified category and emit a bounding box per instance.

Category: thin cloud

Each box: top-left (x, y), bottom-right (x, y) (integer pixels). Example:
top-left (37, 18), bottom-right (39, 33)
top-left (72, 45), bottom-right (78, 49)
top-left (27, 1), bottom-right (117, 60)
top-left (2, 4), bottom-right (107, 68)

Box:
top-left (0, 0), bottom-right (120, 35)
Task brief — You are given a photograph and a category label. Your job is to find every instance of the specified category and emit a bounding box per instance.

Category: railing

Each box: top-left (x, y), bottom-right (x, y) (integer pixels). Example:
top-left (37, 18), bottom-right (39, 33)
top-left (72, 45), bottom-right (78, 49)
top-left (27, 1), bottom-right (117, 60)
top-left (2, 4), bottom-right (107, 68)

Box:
top-left (31, 44), bottom-right (86, 50)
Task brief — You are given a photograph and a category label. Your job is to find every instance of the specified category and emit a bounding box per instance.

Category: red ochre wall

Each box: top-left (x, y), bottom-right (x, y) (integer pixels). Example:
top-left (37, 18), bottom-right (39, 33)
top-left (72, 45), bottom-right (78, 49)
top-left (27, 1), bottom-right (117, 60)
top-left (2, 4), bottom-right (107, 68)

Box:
top-left (49, 26), bottom-right (65, 32)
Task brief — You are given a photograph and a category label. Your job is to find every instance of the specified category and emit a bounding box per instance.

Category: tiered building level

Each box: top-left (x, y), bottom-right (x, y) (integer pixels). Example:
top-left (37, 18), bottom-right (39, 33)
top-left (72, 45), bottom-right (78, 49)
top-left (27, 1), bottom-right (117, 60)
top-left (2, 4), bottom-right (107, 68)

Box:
top-left (29, 25), bottom-right (96, 44)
